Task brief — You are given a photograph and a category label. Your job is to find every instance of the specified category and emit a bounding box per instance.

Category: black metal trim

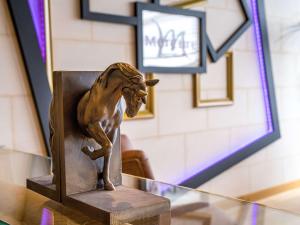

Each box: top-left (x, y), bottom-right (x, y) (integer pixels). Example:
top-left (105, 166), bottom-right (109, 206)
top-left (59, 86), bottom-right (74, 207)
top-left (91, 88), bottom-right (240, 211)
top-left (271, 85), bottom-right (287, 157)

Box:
top-left (206, 0), bottom-right (252, 62)
top-left (179, 0), bottom-right (280, 188)
top-left (136, 2), bottom-right (206, 74)
top-left (80, 0), bottom-right (138, 25)
top-left (81, 0), bottom-right (160, 25)
top-left (7, 0), bottom-right (51, 156)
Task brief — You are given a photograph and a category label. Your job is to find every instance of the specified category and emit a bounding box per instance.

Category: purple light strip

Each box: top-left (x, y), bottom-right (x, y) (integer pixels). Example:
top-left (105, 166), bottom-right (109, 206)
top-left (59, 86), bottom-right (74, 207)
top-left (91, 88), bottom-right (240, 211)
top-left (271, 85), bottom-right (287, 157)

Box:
top-left (177, 0), bottom-right (274, 184)
top-left (252, 204), bottom-right (259, 225)
top-left (250, 0), bottom-right (273, 133)
top-left (40, 208), bottom-right (53, 225)
top-left (27, 0), bottom-right (46, 62)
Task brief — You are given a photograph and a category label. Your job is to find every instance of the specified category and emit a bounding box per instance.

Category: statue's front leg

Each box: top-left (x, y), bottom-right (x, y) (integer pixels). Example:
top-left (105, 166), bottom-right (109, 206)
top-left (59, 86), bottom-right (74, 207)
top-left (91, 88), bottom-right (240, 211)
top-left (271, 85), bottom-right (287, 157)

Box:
top-left (83, 122), bottom-right (115, 191)
top-left (102, 127), bottom-right (119, 190)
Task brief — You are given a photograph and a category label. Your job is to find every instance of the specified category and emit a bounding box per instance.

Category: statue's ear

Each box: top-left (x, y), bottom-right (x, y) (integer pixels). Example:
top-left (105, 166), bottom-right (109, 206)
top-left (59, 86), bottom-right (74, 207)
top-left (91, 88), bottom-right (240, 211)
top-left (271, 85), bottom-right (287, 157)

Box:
top-left (145, 79), bottom-right (159, 87)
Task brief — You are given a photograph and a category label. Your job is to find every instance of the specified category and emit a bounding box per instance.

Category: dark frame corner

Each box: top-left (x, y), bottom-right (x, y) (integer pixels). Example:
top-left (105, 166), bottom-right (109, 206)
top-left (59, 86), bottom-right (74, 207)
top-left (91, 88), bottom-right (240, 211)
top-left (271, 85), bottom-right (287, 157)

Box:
top-left (206, 0), bottom-right (252, 62)
top-left (80, 0), bottom-right (138, 25)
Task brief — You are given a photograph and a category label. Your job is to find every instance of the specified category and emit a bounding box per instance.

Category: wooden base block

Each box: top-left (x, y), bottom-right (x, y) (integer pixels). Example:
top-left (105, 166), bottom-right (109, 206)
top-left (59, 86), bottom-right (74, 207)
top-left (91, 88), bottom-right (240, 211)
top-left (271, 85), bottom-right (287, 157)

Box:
top-left (27, 176), bottom-right (170, 225)
top-left (27, 175), bottom-right (60, 202)
top-left (65, 186), bottom-right (170, 225)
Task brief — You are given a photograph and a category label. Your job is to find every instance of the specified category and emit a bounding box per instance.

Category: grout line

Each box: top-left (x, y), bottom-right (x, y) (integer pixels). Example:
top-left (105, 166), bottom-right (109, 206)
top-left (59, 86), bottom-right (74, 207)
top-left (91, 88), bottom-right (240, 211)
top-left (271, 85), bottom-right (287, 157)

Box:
top-left (10, 96), bottom-right (16, 150)
top-left (0, 94), bottom-right (29, 98)
top-left (54, 36), bottom-right (135, 45)
top-left (130, 121), bottom-right (269, 143)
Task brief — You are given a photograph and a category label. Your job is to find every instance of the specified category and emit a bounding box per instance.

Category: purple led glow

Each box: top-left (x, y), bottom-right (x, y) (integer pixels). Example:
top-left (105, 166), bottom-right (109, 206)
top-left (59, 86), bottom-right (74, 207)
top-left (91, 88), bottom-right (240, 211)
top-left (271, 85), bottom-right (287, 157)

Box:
top-left (40, 208), bottom-right (53, 225)
top-left (250, 0), bottom-right (273, 133)
top-left (28, 0), bottom-right (46, 62)
top-left (177, 0), bottom-right (275, 184)
top-left (252, 204), bottom-right (259, 225)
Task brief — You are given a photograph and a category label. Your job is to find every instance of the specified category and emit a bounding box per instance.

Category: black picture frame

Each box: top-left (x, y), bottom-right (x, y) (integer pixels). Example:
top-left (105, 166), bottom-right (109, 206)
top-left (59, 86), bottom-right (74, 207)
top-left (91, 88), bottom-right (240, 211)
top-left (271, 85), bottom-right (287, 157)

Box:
top-left (206, 0), bottom-right (252, 62)
top-left (136, 2), bottom-right (207, 74)
top-left (80, 0), bottom-right (138, 25)
top-left (80, 0), bottom-right (161, 25)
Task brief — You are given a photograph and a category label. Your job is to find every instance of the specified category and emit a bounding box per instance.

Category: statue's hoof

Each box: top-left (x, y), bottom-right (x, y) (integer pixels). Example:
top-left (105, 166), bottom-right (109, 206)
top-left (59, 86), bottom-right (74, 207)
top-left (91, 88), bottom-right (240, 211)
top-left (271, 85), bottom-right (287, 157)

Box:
top-left (104, 182), bottom-right (116, 191)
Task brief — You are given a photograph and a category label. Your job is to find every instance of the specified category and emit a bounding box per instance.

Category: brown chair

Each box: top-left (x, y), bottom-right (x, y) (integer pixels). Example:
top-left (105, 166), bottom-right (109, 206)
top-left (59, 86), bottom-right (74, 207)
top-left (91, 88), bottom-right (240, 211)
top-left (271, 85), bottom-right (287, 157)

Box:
top-left (121, 134), bottom-right (154, 180)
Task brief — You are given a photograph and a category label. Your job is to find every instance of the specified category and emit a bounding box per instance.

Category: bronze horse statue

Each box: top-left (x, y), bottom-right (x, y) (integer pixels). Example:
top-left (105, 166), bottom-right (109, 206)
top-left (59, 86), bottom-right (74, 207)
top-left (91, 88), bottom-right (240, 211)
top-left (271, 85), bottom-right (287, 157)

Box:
top-left (76, 63), bottom-right (159, 190)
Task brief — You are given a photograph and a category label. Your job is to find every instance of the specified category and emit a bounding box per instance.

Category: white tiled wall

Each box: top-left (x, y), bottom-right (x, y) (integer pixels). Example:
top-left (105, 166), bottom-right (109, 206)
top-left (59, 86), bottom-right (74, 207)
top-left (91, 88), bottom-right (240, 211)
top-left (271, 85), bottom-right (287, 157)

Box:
top-left (203, 0), bottom-right (300, 196)
top-left (0, 0), bottom-right (46, 156)
top-left (0, 0), bottom-right (300, 197)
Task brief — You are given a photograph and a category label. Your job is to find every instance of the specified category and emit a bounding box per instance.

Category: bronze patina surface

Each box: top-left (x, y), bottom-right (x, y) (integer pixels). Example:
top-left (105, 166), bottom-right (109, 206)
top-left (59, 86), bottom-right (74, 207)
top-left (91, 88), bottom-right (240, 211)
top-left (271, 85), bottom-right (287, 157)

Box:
top-left (76, 63), bottom-right (158, 190)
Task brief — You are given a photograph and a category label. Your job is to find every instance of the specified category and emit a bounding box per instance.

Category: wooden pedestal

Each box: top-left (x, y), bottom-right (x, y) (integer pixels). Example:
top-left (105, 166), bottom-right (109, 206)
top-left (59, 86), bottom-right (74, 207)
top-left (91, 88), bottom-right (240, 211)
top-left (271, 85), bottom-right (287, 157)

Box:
top-left (27, 71), bottom-right (170, 224)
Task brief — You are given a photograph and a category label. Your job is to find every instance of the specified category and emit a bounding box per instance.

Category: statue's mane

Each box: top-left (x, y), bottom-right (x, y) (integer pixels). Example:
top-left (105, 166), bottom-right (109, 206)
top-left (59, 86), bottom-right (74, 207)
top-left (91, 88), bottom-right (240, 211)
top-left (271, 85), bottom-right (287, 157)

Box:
top-left (96, 63), bottom-right (144, 88)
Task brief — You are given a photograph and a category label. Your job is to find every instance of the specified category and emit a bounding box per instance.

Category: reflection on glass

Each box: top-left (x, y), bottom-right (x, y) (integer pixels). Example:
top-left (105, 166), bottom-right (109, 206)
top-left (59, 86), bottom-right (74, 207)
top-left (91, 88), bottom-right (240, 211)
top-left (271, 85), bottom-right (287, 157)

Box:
top-left (1, 156), bottom-right (300, 225)
top-left (142, 10), bottom-right (200, 67)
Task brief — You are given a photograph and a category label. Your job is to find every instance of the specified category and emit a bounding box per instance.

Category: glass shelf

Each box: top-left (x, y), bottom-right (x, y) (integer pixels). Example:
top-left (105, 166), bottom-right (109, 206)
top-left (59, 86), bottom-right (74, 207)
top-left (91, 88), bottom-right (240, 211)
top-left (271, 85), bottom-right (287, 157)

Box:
top-left (0, 150), bottom-right (300, 225)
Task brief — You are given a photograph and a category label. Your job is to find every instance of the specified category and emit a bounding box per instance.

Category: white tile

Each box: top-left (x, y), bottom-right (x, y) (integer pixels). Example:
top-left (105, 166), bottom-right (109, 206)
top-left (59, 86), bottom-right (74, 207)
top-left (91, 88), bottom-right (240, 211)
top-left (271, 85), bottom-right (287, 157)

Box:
top-left (12, 96), bottom-right (46, 156)
top-left (206, 7), bottom-right (246, 50)
top-left (271, 53), bottom-right (300, 88)
top-left (185, 129), bottom-right (230, 175)
top-left (182, 75), bottom-right (193, 91)
top-left (265, 0), bottom-right (300, 19)
top-left (0, 97), bottom-right (13, 149)
top-left (249, 159), bottom-right (285, 192)
top-left (156, 74), bottom-right (185, 92)
top-left (133, 135), bottom-right (185, 184)
top-left (207, 90), bottom-right (248, 128)
top-left (280, 18), bottom-right (300, 53)
top-left (204, 89), bottom-right (227, 99)
top-left (206, 0), bottom-right (227, 8)
top-left (209, 165), bottom-right (250, 196)
top-left (53, 40), bottom-right (130, 71)
top-left (0, 150), bottom-right (13, 183)
top-left (0, 36), bottom-right (29, 96)
top-left (89, 0), bottom-right (148, 17)
top-left (51, 0), bottom-right (92, 40)
top-left (226, 0), bottom-right (245, 12)
top-left (276, 87), bottom-right (300, 120)
top-left (158, 91), bottom-right (207, 135)
top-left (245, 26), bottom-right (257, 52)
top-left (247, 89), bottom-right (267, 124)
top-left (283, 156), bottom-right (300, 182)
top-left (230, 124), bottom-right (267, 154)
top-left (125, 43), bottom-right (136, 67)
top-left (121, 117), bottom-right (159, 140)
top-left (266, 17), bottom-right (282, 52)
top-left (234, 51), bottom-right (261, 89)
top-left (92, 22), bottom-right (135, 44)
top-left (200, 56), bottom-right (227, 90)
top-left (297, 54), bottom-right (300, 75)
top-left (239, 149), bottom-right (267, 168)
top-left (197, 180), bottom-right (213, 192)
top-left (264, 119), bottom-right (300, 160)
top-left (231, 27), bottom-right (249, 51)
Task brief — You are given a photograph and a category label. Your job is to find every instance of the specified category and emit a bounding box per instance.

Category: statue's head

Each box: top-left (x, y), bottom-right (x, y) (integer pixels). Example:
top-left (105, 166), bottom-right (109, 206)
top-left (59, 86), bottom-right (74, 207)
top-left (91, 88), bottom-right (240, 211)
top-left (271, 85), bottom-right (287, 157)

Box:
top-left (122, 79), bottom-right (159, 118)
top-left (98, 63), bottom-right (159, 118)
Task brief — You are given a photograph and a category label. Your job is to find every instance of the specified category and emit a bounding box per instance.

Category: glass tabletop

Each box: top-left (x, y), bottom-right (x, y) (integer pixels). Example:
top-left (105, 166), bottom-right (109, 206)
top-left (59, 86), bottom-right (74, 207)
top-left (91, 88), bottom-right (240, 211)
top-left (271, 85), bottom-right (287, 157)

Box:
top-left (1, 149), bottom-right (300, 225)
